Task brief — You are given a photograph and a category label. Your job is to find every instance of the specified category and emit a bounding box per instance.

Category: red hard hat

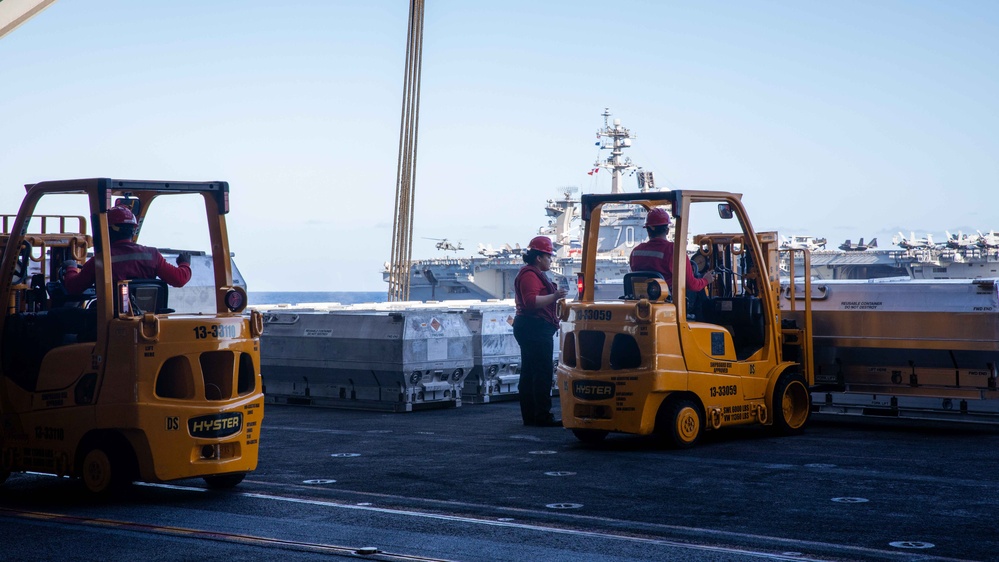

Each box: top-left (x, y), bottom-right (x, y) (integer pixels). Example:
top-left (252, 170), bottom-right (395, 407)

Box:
top-left (108, 205), bottom-right (138, 226)
top-left (528, 236), bottom-right (554, 255)
top-left (645, 207), bottom-right (671, 228)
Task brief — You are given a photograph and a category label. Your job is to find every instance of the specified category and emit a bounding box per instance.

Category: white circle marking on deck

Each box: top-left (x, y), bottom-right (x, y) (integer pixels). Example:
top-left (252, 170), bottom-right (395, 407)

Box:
top-left (831, 497), bottom-right (868, 503)
top-left (888, 541), bottom-right (934, 549)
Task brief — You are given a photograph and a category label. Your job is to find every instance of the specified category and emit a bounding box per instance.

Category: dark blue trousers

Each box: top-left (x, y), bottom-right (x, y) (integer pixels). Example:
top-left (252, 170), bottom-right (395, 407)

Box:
top-left (513, 315), bottom-right (557, 424)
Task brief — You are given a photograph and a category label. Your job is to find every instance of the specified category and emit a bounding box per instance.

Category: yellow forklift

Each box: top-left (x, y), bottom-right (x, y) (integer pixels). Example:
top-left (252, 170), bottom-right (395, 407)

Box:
top-left (556, 190), bottom-right (812, 447)
top-left (0, 178), bottom-right (264, 492)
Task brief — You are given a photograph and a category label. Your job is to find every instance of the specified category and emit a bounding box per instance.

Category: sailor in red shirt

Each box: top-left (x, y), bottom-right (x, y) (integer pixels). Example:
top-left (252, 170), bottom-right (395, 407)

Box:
top-left (629, 207), bottom-right (714, 295)
top-left (513, 236), bottom-right (568, 427)
top-left (64, 205), bottom-right (192, 294)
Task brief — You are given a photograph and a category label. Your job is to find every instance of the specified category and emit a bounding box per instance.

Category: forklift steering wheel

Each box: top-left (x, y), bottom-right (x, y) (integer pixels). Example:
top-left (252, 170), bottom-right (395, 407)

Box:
top-left (691, 254), bottom-right (710, 278)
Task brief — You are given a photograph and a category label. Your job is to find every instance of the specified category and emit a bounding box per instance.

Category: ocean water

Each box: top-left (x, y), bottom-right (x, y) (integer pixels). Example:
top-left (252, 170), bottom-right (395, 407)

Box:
top-left (248, 291), bottom-right (386, 306)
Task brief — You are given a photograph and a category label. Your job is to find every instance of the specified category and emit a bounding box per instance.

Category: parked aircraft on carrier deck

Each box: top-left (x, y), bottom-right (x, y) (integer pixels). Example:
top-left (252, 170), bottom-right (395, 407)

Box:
top-left (978, 230), bottom-right (999, 248)
top-left (780, 235), bottom-right (827, 251)
top-left (838, 237), bottom-right (877, 251)
top-left (945, 230), bottom-right (981, 249)
top-left (894, 231), bottom-right (935, 250)
top-left (476, 243), bottom-right (521, 257)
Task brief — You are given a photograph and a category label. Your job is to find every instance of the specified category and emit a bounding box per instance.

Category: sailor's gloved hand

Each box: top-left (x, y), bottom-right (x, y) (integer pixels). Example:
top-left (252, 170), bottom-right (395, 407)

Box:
top-left (176, 253), bottom-right (191, 266)
top-left (59, 259), bottom-right (79, 280)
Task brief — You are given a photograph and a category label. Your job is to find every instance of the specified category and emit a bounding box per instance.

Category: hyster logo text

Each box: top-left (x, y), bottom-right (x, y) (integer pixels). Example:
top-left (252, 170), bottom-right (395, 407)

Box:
top-left (188, 413), bottom-right (242, 438)
top-left (572, 380), bottom-right (616, 400)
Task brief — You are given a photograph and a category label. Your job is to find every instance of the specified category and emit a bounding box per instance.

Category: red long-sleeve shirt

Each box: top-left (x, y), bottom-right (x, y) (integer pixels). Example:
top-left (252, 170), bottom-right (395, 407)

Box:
top-left (64, 240), bottom-right (192, 294)
top-left (629, 237), bottom-right (709, 293)
top-left (514, 265), bottom-right (559, 328)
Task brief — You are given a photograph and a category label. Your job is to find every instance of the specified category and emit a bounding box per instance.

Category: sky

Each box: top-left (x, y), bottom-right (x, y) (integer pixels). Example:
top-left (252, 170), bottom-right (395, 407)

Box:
top-left (1, 0), bottom-right (997, 291)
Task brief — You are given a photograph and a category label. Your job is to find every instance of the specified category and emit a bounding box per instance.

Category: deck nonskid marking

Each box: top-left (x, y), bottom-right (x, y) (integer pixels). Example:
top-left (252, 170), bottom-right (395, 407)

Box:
top-left (232, 485), bottom-right (970, 562)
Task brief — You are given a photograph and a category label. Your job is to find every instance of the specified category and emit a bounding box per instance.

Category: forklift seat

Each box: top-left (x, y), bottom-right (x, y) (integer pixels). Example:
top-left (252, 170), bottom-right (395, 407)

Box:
top-left (622, 271), bottom-right (665, 300)
top-left (127, 279), bottom-right (173, 314)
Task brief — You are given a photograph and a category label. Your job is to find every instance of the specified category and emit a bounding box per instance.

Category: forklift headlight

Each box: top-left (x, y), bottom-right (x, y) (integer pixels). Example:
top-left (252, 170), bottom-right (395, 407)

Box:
top-left (225, 287), bottom-right (247, 312)
top-left (646, 279), bottom-right (670, 303)
top-left (646, 280), bottom-right (661, 300)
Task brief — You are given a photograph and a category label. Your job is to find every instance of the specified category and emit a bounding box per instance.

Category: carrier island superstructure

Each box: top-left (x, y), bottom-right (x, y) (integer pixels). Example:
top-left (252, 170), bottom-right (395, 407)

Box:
top-left (384, 109), bottom-right (657, 302)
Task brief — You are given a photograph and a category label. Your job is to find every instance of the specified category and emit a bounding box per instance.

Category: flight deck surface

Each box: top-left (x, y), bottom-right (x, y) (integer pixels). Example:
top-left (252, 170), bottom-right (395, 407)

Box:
top-left (1, 401), bottom-right (995, 561)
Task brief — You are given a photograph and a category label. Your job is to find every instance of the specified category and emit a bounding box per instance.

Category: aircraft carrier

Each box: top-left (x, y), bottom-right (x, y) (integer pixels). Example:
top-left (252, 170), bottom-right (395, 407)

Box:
top-left (389, 112), bottom-right (999, 302)
top-left (794, 243), bottom-right (999, 281)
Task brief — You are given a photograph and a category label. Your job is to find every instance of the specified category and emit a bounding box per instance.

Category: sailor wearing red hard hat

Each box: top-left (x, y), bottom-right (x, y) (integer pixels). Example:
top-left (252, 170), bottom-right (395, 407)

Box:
top-left (629, 206), bottom-right (714, 297)
top-left (513, 235), bottom-right (568, 427)
top-left (64, 204), bottom-right (193, 294)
